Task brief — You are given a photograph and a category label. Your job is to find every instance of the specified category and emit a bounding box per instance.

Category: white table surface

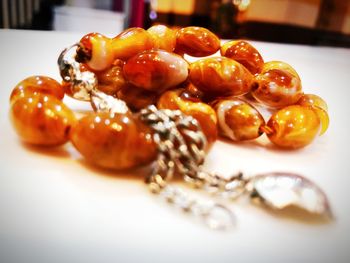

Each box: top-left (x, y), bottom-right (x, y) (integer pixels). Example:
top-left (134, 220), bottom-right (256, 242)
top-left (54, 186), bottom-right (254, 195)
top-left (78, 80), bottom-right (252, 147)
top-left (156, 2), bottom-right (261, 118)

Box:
top-left (0, 29), bottom-right (350, 263)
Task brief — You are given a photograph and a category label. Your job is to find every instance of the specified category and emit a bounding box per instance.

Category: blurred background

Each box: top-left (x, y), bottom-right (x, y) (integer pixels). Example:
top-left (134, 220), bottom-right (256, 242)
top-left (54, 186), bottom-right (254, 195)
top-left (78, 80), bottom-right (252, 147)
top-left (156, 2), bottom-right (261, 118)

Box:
top-left (1, 0), bottom-right (350, 47)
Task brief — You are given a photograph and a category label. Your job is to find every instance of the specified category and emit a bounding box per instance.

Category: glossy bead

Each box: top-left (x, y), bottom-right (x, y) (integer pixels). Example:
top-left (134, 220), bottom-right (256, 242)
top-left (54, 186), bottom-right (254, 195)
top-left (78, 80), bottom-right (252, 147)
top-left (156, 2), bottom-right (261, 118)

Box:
top-left (112, 27), bottom-right (155, 60)
top-left (95, 59), bottom-right (127, 97)
top-left (175, 26), bottom-right (221, 57)
top-left (70, 112), bottom-right (157, 170)
top-left (211, 98), bottom-right (265, 141)
top-left (123, 49), bottom-right (188, 92)
top-left (78, 33), bottom-right (114, 71)
top-left (147, 25), bottom-right (176, 52)
top-left (9, 93), bottom-right (76, 146)
top-left (265, 105), bottom-right (321, 148)
top-left (78, 28), bottom-right (155, 71)
top-left (189, 57), bottom-right (254, 97)
top-left (117, 85), bottom-right (158, 111)
top-left (252, 61), bottom-right (303, 108)
top-left (297, 94), bottom-right (329, 135)
top-left (10, 76), bottom-right (64, 103)
top-left (157, 89), bottom-right (217, 148)
top-left (220, 40), bottom-right (264, 75)
top-left (297, 94), bottom-right (328, 112)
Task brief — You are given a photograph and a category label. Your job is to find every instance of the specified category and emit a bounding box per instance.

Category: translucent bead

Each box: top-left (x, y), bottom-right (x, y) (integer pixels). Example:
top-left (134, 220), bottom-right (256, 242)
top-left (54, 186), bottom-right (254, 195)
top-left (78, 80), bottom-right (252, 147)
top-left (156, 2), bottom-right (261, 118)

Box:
top-left (9, 93), bottom-right (76, 146)
top-left (70, 112), bottom-right (157, 170)
top-left (175, 26), bottom-right (221, 57)
top-left (95, 59), bottom-right (127, 97)
top-left (78, 28), bottom-right (156, 71)
top-left (265, 105), bottom-right (321, 148)
top-left (111, 27), bottom-right (155, 60)
top-left (147, 25), bottom-right (177, 52)
top-left (123, 49), bottom-right (188, 92)
top-left (211, 98), bottom-right (265, 141)
top-left (252, 61), bottom-right (303, 108)
top-left (157, 89), bottom-right (218, 149)
top-left (189, 57), bottom-right (253, 98)
top-left (78, 33), bottom-right (114, 71)
top-left (117, 85), bottom-right (158, 111)
top-left (296, 94), bottom-right (329, 135)
top-left (220, 40), bottom-right (264, 75)
top-left (10, 76), bottom-right (64, 103)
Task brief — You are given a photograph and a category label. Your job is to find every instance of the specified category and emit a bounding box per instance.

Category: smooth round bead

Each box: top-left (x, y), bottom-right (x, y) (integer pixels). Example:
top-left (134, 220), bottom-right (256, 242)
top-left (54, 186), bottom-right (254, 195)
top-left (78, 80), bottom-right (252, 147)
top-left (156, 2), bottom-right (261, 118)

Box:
top-left (175, 26), bottom-right (221, 57)
top-left (212, 98), bottom-right (265, 141)
top-left (297, 94), bottom-right (329, 135)
top-left (117, 85), bottom-right (158, 111)
top-left (157, 89), bottom-right (217, 149)
top-left (220, 40), bottom-right (264, 75)
top-left (297, 94), bottom-right (328, 112)
top-left (70, 112), bottom-right (157, 170)
top-left (147, 25), bottom-right (177, 52)
top-left (79, 33), bottom-right (114, 71)
top-left (95, 59), bottom-right (127, 97)
top-left (123, 49), bottom-right (188, 92)
top-left (189, 57), bottom-right (253, 97)
top-left (266, 105), bottom-right (321, 148)
top-left (10, 76), bottom-right (64, 103)
top-left (111, 27), bottom-right (155, 60)
top-left (9, 93), bottom-right (76, 146)
top-left (252, 61), bottom-right (303, 108)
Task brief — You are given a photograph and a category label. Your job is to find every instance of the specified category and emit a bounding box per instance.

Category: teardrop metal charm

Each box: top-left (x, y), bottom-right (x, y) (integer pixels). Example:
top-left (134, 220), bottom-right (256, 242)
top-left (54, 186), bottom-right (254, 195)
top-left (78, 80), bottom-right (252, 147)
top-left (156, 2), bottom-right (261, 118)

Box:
top-left (246, 172), bottom-right (332, 217)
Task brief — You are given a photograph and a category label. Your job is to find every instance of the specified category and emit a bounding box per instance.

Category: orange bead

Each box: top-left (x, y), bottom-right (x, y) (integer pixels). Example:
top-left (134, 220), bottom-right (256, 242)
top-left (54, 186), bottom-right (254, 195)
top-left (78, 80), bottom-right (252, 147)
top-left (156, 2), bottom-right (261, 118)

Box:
top-left (78, 28), bottom-right (156, 71)
top-left (95, 59), bottom-right (127, 97)
top-left (211, 98), bottom-right (265, 141)
top-left (297, 94), bottom-right (329, 135)
top-left (147, 25), bottom-right (177, 52)
top-left (189, 57), bottom-right (254, 98)
top-left (157, 89), bottom-right (217, 149)
top-left (265, 105), bottom-right (321, 148)
top-left (78, 33), bottom-right (114, 71)
top-left (9, 93), bottom-right (76, 146)
top-left (70, 112), bottom-right (157, 170)
top-left (111, 27), bottom-right (155, 60)
top-left (297, 94), bottom-right (328, 112)
top-left (252, 61), bottom-right (303, 108)
top-left (175, 26), bottom-right (221, 57)
top-left (220, 40), bottom-right (264, 75)
top-left (10, 76), bottom-right (64, 104)
top-left (117, 85), bottom-right (158, 111)
top-left (123, 49), bottom-right (188, 92)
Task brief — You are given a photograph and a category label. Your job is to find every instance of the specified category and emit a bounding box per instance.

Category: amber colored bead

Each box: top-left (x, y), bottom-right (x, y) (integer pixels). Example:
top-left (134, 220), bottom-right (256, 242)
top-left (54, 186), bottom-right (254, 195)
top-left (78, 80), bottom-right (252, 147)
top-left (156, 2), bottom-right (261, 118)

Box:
top-left (252, 61), bottom-right (303, 108)
top-left (10, 76), bottom-right (64, 103)
top-left (78, 28), bottom-right (155, 71)
top-left (95, 59), bottom-right (127, 97)
top-left (147, 25), bottom-right (177, 52)
top-left (265, 105), bottom-right (321, 148)
top-left (175, 26), bottom-right (221, 57)
top-left (297, 94), bottom-right (328, 112)
top-left (220, 40), bottom-right (264, 75)
top-left (157, 89), bottom-right (217, 148)
top-left (189, 57), bottom-right (254, 98)
top-left (70, 112), bottom-right (157, 170)
top-left (117, 85), bottom-right (158, 111)
top-left (111, 27), bottom-right (155, 60)
top-left (211, 98), bottom-right (265, 141)
top-left (297, 94), bottom-right (329, 135)
top-left (78, 33), bottom-right (114, 71)
top-left (123, 49), bottom-right (188, 92)
top-left (9, 93), bottom-right (76, 146)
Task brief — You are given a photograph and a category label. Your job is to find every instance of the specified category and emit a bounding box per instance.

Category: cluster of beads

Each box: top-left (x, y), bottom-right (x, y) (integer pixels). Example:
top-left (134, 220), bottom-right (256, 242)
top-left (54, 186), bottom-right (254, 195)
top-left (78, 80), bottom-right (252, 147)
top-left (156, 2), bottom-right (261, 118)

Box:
top-left (9, 25), bottom-right (329, 170)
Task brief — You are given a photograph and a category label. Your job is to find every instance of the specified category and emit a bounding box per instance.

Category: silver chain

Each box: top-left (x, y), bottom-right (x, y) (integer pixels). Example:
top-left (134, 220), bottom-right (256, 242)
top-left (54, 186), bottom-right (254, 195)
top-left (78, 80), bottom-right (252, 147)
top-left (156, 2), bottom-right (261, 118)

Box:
top-left (139, 105), bottom-right (243, 229)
